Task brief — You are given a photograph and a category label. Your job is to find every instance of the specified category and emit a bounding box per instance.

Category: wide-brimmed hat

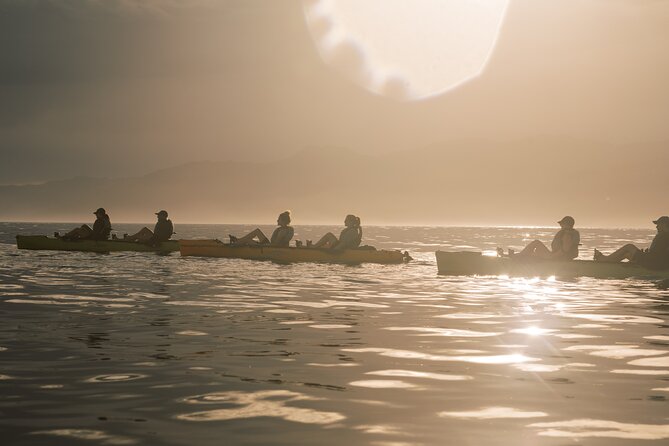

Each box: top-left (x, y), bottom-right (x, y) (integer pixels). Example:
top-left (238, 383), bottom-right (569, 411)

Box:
top-left (155, 210), bottom-right (168, 217)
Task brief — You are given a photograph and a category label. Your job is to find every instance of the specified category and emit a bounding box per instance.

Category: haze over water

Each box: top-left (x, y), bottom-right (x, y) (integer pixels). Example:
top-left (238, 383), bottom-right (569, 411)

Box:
top-left (1, 1), bottom-right (668, 227)
top-left (2, 1), bottom-right (668, 444)
top-left (1, 223), bottom-right (668, 445)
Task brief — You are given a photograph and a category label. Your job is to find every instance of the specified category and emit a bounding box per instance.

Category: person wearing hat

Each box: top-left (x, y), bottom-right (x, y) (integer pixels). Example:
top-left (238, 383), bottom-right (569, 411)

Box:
top-left (60, 208), bottom-right (112, 241)
top-left (124, 210), bottom-right (174, 246)
top-left (594, 216), bottom-right (669, 268)
top-left (511, 216), bottom-right (580, 260)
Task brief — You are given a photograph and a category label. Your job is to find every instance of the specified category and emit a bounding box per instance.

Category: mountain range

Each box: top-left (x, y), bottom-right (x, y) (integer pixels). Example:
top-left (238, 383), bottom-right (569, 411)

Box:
top-left (1, 138), bottom-right (666, 227)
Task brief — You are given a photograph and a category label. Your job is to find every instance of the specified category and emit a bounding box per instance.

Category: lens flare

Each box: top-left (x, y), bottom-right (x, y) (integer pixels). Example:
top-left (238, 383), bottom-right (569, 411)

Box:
top-left (303, 0), bottom-right (509, 100)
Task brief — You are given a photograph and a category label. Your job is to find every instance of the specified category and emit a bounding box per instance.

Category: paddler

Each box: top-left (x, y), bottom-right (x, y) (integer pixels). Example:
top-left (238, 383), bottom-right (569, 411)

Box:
top-left (124, 210), bottom-right (174, 246)
top-left (308, 214), bottom-right (362, 250)
top-left (60, 208), bottom-right (112, 241)
top-left (509, 216), bottom-right (580, 260)
top-left (229, 210), bottom-right (294, 247)
top-left (594, 216), bottom-right (669, 269)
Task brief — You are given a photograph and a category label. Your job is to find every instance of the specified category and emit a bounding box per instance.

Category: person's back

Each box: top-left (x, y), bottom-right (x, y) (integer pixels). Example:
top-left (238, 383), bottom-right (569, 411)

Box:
top-left (270, 225), bottom-right (294, 247)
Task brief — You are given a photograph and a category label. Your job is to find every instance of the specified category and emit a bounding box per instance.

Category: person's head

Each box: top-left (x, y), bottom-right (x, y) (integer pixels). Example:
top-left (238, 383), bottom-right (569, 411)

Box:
top-left (558, 216), bottom-right (575, 229)
top-left (277, 210), bottom-right (291, 226)
top-left (155, 210), bottom-right (168, 221)
top-left (345, 214), bottom-right (360, 228)
top-left (94, 208), bottom-right (107, 218)
top-left (653, 216), bottom-right (669, 232)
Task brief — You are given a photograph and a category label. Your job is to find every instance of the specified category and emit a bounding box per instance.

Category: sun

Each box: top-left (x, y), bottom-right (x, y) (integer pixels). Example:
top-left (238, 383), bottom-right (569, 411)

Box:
top-left (303, 0), bottom-right (509, 101)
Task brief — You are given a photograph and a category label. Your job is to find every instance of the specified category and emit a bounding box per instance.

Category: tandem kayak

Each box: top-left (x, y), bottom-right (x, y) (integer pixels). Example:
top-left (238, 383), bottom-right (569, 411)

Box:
top-left (16, 235), bottom-right (180, 253)
top-left (179, 239), bottom-right (410, 264)
top-left (436, 251), bottom-right (669, 280)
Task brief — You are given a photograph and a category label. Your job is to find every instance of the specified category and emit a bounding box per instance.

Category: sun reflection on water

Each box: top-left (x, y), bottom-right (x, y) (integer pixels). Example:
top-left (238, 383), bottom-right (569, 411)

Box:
top-left (2, 224), bottom-right (669, 444)
top-left (177, 390), bottom-right (346, 425)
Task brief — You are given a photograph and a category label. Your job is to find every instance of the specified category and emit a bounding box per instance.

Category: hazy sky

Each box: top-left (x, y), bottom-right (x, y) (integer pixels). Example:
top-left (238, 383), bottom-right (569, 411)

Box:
top-left (1, 0), bottom-right (668, 185)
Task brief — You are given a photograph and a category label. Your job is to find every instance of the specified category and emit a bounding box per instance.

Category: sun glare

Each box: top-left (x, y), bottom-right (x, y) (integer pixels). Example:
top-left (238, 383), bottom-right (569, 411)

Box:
top-left (303, 0), bottom-right (509, 100)
top-left (513, 326), bottom-right (554, 337)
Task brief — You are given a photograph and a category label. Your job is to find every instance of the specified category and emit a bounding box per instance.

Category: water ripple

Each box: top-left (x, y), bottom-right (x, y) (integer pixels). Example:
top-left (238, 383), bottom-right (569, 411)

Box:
top-left (2, 223), bottom-right (669, 445)
top-left (177, 390), bottom-right (345, 424)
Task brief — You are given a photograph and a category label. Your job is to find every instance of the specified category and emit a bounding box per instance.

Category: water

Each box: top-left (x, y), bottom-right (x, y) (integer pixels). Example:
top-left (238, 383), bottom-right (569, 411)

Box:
top-left (0, 222), bottom-right (667, 445)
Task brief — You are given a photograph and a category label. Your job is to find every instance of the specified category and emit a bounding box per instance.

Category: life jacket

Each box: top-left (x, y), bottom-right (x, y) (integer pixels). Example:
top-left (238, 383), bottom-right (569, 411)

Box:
top-left (338, 226), bottom-right (362, 249)
top-left (551, 228), bottom-right (580, 260)
top-left (639, 231), bottom-right (669, 269)
top-left (92, 215), bottom-right (112, 240)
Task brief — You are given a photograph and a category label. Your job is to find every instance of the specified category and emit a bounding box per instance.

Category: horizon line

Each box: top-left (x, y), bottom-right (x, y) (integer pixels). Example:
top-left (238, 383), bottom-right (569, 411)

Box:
top-left (0, 220), bottom-right (653, 231)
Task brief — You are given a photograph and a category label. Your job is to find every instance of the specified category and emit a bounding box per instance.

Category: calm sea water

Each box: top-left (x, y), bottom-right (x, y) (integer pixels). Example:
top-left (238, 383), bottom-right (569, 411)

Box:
top-left (0, 222), bottom-right (667, 445)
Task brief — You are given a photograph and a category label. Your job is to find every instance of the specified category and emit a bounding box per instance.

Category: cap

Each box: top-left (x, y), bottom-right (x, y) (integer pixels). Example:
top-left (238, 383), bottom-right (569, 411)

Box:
top-left (155, 210), bottom-right (168, 217)
top-left (558, 215), bottom-right (575, 226)
top-left (94, 207), bottom-right (106, 215)
top-left (653, 216), bottom-right (669, 225)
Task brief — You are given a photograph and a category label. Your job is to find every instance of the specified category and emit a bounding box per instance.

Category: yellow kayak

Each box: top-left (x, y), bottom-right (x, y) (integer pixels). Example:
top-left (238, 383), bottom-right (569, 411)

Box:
top-left (179, 239), bottom-right (410, 265)
top-left (16, 235), bottom-right (179, 253)
top-left (436, 251), bottom-right (669, 279)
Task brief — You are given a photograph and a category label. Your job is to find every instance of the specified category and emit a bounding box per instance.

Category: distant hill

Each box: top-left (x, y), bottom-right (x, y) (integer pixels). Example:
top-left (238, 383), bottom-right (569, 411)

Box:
top-left (0, 140), bottom-right (666, 227)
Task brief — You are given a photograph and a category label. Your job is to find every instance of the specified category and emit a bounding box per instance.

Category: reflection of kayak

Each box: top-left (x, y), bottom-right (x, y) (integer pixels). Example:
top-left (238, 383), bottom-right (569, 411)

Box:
top-left (179, 239), bottom-right (409, 265)
top-left (436, 251), bottom-right (669, 280)
top-left (15, 235), bottom-right (179, 253)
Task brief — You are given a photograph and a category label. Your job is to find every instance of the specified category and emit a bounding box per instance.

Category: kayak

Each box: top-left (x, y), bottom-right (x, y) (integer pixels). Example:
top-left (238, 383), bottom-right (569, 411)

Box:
top-left (16, 235), bottom-right (179, 253)
top-left (436, 251), bottom-right (669, 280)
top-left (179, 239), bottom-right (410, 264)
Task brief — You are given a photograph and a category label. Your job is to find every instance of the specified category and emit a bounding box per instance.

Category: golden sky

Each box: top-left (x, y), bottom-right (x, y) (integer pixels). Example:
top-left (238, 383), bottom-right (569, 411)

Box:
top-left (0, 0), bottom-right (667, 226)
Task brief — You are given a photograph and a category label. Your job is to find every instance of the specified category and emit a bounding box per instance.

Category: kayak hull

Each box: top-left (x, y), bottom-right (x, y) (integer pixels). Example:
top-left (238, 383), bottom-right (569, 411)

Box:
top-left (179, 239), bottom-right (408, 264)
top-left (16, 235), bottom-right (179, 253)
top-left (436, 251), bottom-right (669, 280)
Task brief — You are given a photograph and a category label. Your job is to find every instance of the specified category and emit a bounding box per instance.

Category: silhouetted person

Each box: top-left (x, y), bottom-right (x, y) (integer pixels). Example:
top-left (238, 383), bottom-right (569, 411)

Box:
top-left (513, 216), bottom-right (580, 260)
top-left (61, 208), bottom-right (112, 241)
top-left (594, 216), bottom-right (669, 269)
top-left (124, 210), bottom-right (174, 246)
top-left (309, 214), bottom-right (362, 251)
top-left (230, 211), bottom-right (294, 247)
